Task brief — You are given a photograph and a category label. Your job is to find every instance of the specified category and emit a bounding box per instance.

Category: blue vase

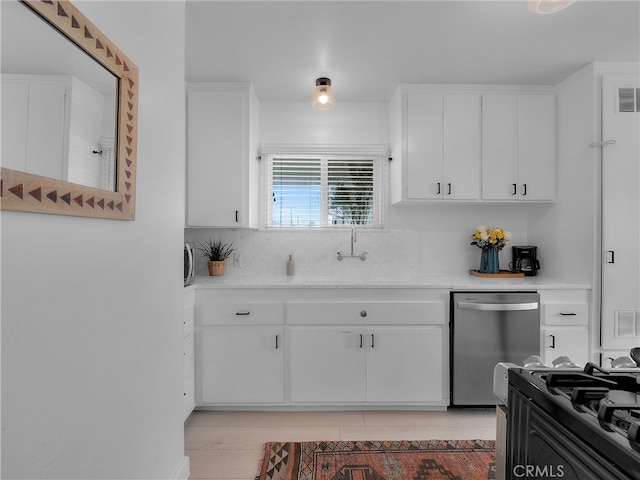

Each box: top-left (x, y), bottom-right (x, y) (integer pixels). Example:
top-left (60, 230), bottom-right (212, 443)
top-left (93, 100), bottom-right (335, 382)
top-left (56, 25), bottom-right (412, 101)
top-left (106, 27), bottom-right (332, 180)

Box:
top-left (480, 248), bottom-right (499, 274)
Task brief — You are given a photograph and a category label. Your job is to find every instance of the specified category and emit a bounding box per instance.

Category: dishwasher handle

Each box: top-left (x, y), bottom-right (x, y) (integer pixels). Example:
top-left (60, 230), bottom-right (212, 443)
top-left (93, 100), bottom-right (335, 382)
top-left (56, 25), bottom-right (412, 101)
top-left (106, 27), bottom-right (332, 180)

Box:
top-left (457, 301), bottom-right (539, 311)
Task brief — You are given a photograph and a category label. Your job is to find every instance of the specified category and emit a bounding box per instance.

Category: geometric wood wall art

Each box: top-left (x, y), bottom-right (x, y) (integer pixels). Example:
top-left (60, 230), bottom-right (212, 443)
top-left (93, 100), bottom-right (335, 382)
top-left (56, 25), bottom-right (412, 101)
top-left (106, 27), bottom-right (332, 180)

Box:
top-left (1, 0), bottom-right (138, 220)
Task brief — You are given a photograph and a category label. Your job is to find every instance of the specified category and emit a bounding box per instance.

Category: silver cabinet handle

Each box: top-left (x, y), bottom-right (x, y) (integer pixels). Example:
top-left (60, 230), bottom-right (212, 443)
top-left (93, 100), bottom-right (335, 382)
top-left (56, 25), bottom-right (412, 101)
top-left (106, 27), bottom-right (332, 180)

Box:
top-left (275, 334), bottom-right (279, 350)
top-left (447, 182), bottom-right (452, 195)
top-left (457, 302), bottom-right (538, 311)
top-left (371, 333), bottom-right (375, 348)
top-left (559, 312), bottom-right (577, 316)
top-left (512, 183), bottom-right (517, 195)
top-left (360, 310), bottom-right (367, 318)
top-left (607, 250), bottom-right (615, 264)
top-left (522, 184), bottom-right (527, 196)
top-left (437, 182), bottom-right (441, 195)
top-left (235, 311), bottom-right (250, 316)
top-left (549, 334), bottom-right (556, 349)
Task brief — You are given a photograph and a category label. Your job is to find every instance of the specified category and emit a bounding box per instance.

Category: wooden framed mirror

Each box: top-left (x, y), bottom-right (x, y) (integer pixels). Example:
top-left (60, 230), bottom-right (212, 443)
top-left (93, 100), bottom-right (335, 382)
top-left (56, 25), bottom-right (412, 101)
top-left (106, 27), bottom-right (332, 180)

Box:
top-left (1, 0), bottom-right (138, 220)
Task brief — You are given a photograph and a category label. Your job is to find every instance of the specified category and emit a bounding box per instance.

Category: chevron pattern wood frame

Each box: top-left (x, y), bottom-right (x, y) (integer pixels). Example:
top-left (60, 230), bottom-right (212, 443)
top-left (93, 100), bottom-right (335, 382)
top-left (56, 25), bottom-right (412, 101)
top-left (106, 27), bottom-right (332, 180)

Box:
top-left (1, 0), bottom-right (138, 220)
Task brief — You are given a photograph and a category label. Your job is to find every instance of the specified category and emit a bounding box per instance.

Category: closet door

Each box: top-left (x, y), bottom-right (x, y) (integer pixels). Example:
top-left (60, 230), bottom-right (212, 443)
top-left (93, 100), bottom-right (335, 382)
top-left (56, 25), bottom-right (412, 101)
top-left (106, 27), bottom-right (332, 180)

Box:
top-left (601, 74), bottom-right (640, 351)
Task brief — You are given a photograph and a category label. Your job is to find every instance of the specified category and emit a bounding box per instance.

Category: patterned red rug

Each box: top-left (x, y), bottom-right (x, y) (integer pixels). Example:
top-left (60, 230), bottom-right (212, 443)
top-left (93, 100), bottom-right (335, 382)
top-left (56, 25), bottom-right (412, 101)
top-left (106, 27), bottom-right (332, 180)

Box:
top-left (256, 440), bottom-right (496, 480)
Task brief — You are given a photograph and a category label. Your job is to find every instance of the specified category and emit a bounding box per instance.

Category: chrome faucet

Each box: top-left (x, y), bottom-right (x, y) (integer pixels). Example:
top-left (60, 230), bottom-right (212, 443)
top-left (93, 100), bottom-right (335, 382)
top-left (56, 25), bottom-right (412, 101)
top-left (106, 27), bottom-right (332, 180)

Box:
top-left (337, 225), bottom-right (367, 261)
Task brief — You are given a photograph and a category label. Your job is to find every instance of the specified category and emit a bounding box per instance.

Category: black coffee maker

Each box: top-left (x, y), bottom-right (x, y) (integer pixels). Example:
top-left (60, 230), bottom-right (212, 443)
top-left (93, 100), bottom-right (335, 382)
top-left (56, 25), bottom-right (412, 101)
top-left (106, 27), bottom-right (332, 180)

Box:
top-left (511, 246), bottom-right (540, 276)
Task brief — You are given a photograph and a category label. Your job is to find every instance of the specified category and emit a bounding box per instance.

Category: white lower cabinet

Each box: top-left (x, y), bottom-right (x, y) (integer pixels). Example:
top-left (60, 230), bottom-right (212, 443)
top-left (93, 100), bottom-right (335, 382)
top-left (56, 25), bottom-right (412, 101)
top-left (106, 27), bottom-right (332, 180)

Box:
top-left (289, 327), bottom-right (367, 403)
top-left (287, 291), bottom-right (448, 406)
top-left (366, 326), bottom-right (443, 403)
top-left (539, 289), bottom-right (590, 367)
top-left (195, 288), bottom-right (449, 407)
top-left (183, 287), bottom-right (196, 420)
top-left (200, 327), bottom-right (284, 404)
top-left (195, 290), bottom-right (285, 406)
top-left (542, 328), bottom-right (589, 367)
top-left (289, 326), bottom-right (443, 404)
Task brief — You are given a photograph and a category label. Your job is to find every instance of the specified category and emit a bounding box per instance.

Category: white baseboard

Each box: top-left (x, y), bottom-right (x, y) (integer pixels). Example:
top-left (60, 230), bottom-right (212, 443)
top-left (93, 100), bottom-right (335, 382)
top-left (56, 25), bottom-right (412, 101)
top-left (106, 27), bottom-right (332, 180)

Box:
top-left (171, 455), bottom-right (190, 480)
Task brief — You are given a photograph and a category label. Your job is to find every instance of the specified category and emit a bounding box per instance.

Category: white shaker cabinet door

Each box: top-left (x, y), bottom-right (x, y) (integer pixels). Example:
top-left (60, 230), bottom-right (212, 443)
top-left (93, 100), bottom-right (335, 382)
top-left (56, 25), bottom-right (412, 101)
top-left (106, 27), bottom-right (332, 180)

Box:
top-left (187, 88), bottom-right (246, 227)
top-left (542, 328), bottom-right (589, 367)
top-left (517, 94), bottom-right (556, 201)
top-left (1, 82), bottom-right (29, 172)
top-left (482, 93), bottom-right (555, 201)
top-left (405, 91), bottom-right (481, 200)
top-left (366, 326), bottom-right (444, 403)
top-left (443, 93), bottom-right (481, 200)
top-left (1, 80), bottom-right (66, 179)
top-left (200, 327), bottom-right (284, 404)
top-left (288, 327), bottom-right (367, 403)
top-left (406, 91), bottom-right (444, 199)
top-left (482, 94), bottom-right (519, 200)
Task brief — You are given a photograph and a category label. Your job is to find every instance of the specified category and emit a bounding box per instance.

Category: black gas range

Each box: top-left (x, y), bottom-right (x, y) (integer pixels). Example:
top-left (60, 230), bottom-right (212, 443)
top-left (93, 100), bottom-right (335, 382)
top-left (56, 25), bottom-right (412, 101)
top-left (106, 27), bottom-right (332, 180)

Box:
top-left (505, 363), bottom-right (640, 480)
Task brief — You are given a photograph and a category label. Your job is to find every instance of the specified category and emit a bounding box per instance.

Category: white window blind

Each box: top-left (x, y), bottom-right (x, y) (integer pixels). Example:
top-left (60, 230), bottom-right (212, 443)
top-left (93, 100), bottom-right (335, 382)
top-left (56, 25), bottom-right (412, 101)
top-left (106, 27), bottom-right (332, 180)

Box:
top-left (263, 149), bottom-right (386, 229)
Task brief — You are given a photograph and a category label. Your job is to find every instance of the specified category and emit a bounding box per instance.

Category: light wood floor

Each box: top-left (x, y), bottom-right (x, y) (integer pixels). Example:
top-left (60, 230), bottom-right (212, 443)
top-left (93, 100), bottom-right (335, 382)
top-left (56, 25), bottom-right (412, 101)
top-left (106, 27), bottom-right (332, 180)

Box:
top-left (185, 408), bottom-right (497, 479)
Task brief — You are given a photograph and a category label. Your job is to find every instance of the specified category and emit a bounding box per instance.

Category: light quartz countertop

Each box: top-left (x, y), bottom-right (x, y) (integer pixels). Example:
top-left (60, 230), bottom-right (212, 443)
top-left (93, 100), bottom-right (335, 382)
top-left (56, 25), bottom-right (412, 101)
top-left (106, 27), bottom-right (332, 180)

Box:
top-left (191, 273), bottom-right (590, 290)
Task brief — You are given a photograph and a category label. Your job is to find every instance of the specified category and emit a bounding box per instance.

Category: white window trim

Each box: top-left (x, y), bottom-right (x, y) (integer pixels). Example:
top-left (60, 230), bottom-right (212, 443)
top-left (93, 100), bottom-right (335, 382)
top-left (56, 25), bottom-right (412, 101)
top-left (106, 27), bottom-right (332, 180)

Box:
top-left (259, 144), bottom-right (389, 231)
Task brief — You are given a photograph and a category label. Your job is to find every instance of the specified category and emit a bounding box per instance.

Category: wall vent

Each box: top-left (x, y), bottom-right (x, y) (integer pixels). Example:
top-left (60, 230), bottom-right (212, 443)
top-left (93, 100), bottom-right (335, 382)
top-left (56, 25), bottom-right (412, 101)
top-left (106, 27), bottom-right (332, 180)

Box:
top-left (618, 87), bottom-right (640, 113)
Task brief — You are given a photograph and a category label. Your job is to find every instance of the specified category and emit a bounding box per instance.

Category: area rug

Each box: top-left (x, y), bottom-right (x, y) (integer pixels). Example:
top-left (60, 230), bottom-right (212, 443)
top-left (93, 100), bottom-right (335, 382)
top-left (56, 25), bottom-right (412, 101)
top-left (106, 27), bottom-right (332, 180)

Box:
top-left (256, 439), bottom-right (496, 480)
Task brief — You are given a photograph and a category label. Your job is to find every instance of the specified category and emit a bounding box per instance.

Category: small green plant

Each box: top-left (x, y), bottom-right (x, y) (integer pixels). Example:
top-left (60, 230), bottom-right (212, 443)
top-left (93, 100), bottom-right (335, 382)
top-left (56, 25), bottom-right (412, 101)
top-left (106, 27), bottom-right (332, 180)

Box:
top-left (197, 238), bottom-right (234, 261)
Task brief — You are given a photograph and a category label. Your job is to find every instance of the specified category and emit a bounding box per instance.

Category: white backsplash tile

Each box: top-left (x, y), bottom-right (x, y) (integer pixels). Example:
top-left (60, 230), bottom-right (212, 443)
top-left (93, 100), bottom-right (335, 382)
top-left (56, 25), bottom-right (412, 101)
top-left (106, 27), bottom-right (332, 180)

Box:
top-left (185, 205), bottom-right (534, 280)
top-left (187, 228), bottom-right (454, 279)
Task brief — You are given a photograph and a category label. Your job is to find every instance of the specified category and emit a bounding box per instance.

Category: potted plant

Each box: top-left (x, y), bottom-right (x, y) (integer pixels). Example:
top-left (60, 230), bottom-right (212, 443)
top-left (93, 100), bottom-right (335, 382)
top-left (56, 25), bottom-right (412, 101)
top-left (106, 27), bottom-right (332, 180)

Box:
top-left (198, 238), bottom-right (234, 276)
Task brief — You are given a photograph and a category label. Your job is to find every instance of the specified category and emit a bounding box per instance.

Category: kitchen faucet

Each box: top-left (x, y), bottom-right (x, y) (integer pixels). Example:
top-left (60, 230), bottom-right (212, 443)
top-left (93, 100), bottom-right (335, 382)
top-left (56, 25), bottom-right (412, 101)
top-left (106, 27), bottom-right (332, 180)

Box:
top-left (337, 225), bottom-right (367, 261)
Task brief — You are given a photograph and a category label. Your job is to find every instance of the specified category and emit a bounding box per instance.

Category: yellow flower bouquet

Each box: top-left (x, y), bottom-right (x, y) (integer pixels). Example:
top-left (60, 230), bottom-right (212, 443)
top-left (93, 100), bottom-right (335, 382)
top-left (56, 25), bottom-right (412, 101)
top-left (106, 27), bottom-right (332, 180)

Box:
top-left (471, 225), bottom-right (512, 251)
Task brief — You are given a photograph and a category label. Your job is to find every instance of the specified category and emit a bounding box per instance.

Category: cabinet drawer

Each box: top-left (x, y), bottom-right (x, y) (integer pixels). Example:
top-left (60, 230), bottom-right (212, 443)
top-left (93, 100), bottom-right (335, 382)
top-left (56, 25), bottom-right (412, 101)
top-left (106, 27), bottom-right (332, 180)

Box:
top-left (543, 303), bottom-right (588, 326)
top-left (287, 301), bottom-right (445, 325)
top-left (199, 302), bottom-right (285, 325)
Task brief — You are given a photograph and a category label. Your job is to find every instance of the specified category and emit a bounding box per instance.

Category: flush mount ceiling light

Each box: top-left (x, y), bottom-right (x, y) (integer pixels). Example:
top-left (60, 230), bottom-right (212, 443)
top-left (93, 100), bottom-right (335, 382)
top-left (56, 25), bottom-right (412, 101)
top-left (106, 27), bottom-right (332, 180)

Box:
top-left (311, 77), bottom-right (335, 110)
top-left (529, 0), bottom-right (576, 14)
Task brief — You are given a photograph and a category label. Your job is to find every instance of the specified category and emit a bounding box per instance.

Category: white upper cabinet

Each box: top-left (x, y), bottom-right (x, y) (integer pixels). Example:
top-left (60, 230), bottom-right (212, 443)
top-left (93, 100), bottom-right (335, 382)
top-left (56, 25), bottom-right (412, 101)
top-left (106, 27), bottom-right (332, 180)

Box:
top-left (391, 86), bottom-right (556, 204)
top-left (481, 94), bottom-right (518, 199)
top-left (482, 93), bottom-right (556, 201)
top-left (186, 83), bottom-right (259, 228)
top-left (392, 88), bottom-right (481, 202)
top-left (444, 93), bottom-right (482, 200)
top-left (2, 76), bottom-right (67, 180)
top-left (2, 74), bottom-right (117, 191)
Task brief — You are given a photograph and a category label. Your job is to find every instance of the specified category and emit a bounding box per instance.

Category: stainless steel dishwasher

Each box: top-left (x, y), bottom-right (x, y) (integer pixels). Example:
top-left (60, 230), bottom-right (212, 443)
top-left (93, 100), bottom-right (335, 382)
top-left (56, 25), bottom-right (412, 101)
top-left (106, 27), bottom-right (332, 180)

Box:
top-left (451, 291), bottom-right (540, 406)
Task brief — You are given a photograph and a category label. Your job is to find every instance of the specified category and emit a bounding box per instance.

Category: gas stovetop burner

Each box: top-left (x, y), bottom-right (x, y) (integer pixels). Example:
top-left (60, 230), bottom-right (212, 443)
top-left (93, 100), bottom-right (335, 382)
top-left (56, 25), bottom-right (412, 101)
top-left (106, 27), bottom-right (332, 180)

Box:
top-left (598, 391), bottom-right (640, 439)
top-left (506, 362), bottom-right (640, 479)
top-left (533, 362), bottom-right (640, 442)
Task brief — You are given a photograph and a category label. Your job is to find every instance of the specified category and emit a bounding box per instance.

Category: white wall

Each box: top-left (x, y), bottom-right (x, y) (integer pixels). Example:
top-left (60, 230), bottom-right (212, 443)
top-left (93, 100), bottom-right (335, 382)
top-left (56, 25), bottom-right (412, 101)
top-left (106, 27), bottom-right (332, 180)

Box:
top-left (1, 1), bottom-right (187, 479)
top-left (187, 100), bottom-right (548, 279)
top-left (260, 101), bottom-right (389, 145)
top-left (528, 66), bottom-right (600, 283)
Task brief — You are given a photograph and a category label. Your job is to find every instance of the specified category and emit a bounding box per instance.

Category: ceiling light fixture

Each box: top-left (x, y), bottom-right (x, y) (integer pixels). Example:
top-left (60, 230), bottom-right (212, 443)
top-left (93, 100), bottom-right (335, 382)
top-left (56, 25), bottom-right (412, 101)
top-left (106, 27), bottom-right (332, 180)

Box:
top-left (529, 0), bottom-right (576, 14)
top-left (311, 77), bottom-right (335, 110)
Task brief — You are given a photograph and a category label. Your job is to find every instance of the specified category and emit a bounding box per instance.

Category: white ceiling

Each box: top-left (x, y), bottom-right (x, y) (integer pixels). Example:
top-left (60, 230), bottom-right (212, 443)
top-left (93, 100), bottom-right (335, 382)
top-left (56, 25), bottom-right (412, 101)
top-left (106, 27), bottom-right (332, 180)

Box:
top-left (186, 0), bottom-right (640, 103)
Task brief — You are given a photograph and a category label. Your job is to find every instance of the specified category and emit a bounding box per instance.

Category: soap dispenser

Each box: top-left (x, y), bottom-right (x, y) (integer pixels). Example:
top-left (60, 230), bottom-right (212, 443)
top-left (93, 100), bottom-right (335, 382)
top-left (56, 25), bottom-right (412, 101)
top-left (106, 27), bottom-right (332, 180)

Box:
top-left (287, 255), bottom-right (295, 276)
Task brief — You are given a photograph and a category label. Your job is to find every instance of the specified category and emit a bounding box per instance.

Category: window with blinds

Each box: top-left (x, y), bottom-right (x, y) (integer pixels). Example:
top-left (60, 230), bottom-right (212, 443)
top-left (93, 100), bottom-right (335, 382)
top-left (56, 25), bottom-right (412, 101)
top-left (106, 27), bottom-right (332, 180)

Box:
top-left (264, 153), bottom-right (385, 228)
